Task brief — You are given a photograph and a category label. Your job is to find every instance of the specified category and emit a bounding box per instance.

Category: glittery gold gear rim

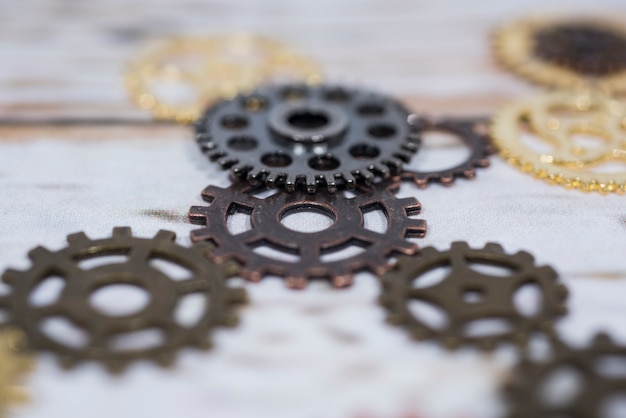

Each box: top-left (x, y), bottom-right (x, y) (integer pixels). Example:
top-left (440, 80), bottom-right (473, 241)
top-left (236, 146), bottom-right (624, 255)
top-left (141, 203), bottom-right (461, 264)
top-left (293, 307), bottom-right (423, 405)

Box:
top-left (125, 34), bottom-right (323, 124)
top-left (491, 16), bottom-right (626, 93)
top-left (0, 328), bottom-right (32, 417)
top-left (490, 92), bottom-right (626, 194)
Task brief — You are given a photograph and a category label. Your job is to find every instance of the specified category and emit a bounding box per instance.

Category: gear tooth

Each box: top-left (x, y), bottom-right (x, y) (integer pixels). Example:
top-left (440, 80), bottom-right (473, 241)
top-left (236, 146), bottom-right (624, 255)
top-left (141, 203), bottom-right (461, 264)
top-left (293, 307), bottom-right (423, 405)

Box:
top-left (285, 276), bottom-right (308, 289)
top-left (556, 284), bottom-right (569, 301)
top-left (231, 164), bottom-right (250, 177)
top-left (439, 175), bottom-right (455, 186)
top-left (112, 227), bottom-right (132, 238)
top-left (450, 241), bottom-right (470, 252)
top-left (227, 288), bottom-right (248, 304)
top-left (410, 328), bottom-right (430, 341)
top-left (514, 250), bottom-right (535, 263)
top-left (66, 231), bottom-right (90, 245)
top-left (386, 313), bottom-right (405, 326)
top-left (154, 230), bottom-right (177, 241)
top-left (189, 228), bottom-right (215, 243)
top-left (332, 274), bottom-right (354, 288)
top-left (155, 352), bottom-right (176, 368)
top-left (198, 141), bottom-right (216, 152)
top-left (207, 150), bottom-right (226, 161)
top-left (402, 142), bottom-right (420, 153)
top-left (306, 176), bottom-right (318, 194)
top-left (284, 175), bottom-right (297, 192)
top-left (537, 265), bottom-right (558, 280)
top-left (58, 355), bottom-right (78, 370)
top-left (483, 242), bottom-right (505, 253)
top-left (188, 206), bottom-right (209, 224)
top-left (27, 246), bottom-right (53, 261)
top-left (417, 247), bottom-right (438, 258)
top-left (218, 157), bottom-right (238, 169)
top-left (593, 332), bottom-right (615, 347)
top-left (344, 174), bottom-right (357, 189)
top-left (265, 175), bottom-right (276, 188)
top-left (443, 336), bottom-right (462, 350)
top-left (106, 360), bottom-right (128, 374)
top-left (2, 268), bottom-right (22, 285)
top-left (221, 313), bottom-right (240, 327)
top-left (194, 338), bottom-right (213, 351)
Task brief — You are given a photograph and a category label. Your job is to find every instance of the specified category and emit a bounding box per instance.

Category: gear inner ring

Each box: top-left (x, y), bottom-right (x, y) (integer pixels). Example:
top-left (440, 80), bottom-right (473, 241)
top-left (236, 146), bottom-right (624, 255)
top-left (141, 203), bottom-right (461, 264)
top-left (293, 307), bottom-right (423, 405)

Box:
top-left (278, 203), bottom-right (338, 233)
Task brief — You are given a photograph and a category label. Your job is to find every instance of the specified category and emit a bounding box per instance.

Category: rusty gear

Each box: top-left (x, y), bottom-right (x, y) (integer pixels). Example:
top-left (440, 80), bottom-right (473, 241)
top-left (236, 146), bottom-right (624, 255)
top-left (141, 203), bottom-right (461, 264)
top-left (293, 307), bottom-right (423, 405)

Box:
top-left (189, 182), bottom-right (427, 289)
top-left (0, 228), bottom-right (247, 373)
top-left (195, 83), bottom-right (420, 193)
top-left (379, 242), bottom-right (568, 350)
top-left (0, 328), bottom-right (32, 417)
top-left (505, 332), bottom-right (626, 417)
top-left (402, 116), bottom-right (494, 187)
top-left (492, 16), bottom-right (626, 92)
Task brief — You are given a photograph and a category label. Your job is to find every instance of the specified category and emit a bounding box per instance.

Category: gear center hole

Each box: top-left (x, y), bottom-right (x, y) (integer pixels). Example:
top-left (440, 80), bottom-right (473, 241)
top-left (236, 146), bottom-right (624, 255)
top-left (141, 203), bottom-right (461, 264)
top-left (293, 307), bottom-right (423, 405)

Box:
top-left (280, 204), bottom-right (336, 233)
top-left (90, 284), bottom-right (151, 317)
top-left (287, 111), bottom-right (329, 130)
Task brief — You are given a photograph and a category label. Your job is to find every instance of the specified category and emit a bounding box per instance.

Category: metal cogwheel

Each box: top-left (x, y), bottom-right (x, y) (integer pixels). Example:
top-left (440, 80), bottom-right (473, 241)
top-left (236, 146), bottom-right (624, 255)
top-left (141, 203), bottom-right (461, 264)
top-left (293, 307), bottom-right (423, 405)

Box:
top-left (505, 332), bottom-right (626, 417)
top-left (0, 328), bottom-right (32, 417)
top-left (188, 182), bottom-right (427, 289)
top-left (0, 228), bottom-right (247, 373)
top-left (195, 83), bottom-right (420, 193)
top-left (402, 116), bottom-right (494, 187)
top-left (492, 16), bottom-right (626, 92)
top-left (379, 242), bottom-right (568, 350)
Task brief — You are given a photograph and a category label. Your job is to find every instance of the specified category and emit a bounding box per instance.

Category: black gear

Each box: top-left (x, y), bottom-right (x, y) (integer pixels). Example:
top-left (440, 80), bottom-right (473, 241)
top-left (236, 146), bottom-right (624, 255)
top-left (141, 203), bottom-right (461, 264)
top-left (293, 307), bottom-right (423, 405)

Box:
top-left (379, 242), bottom-right (568, 350)
top-left (195, 83), bottom-right (420, 193)
top-left (0, 227), bottom-right (247, 373)
top-left (505, 332), bottom-right (626, 417)
top-left (402, 116), bottom-right (494, 187)
top-left (188, 182), bottom-right (427, 289)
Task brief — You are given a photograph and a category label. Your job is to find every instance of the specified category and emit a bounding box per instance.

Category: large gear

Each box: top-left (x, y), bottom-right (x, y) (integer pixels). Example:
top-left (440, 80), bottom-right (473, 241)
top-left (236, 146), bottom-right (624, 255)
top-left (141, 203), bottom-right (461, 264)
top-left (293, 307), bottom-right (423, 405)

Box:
top-left (492, 16), bottom-right (626, 92)
top-left (491, 91), bottom-right (626, 194)
top-left (0, 228), bottom-right (247, 373)
top-left (125, 34), bottom-right (322, 123)
top-left (505, 332), bottom-right (626, 417)
top-left (379, 242), bottom-right (568, 350)
top-left (402, 116), bottom-right (493, 187)
top-left (0, 328), bottom-right (32, 417)
top-left (195, 83), bottom-right (420, 193)
top-left (188, 182), bottom-right (427, 289)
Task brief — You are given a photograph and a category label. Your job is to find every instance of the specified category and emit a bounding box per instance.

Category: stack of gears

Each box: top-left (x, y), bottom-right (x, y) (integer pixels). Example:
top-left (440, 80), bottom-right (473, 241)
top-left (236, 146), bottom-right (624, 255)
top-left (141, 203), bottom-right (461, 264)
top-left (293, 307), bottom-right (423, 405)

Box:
top-left (1, 14), bottom-right (625, 418)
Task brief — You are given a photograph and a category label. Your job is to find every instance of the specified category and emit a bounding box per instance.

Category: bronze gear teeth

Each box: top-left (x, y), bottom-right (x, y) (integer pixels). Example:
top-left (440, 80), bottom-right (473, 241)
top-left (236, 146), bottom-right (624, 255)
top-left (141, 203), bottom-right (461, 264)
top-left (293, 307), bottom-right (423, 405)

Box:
top-left (0, 328), bottom-right (33, 417)
top-left (195, 83), bottom-right (420, 193)
top-left (402, 115), bottom-right (494, 188)
top-left (504, 332), bottom-right (626, 417)
top-left (379, 242), bottom-right (568, 351)
top-left (188, 182), bottom-right (427, 289)
top-left (0, 227), bottom-right (247, 373)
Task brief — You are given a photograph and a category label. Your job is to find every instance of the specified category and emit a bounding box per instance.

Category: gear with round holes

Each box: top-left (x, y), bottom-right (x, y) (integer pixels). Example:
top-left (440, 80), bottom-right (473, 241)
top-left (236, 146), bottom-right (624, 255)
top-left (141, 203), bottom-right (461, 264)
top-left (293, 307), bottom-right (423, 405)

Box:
top-left (493, 16), bottom-right (626, 92)
top-left (0, 328), bottom-right (33, 417)
top-left (195, 83), bottom-right (421, 193)
top-left (0, 228), bottom-right (247, 373)
top-left (379, 242), bottom-right (568, 350)
top-left (188, 182), bottom-right (427, 289)
top-left (401, 116), bottom-right (494, 188)
top-left (505, 332), bottom-right (626, 417)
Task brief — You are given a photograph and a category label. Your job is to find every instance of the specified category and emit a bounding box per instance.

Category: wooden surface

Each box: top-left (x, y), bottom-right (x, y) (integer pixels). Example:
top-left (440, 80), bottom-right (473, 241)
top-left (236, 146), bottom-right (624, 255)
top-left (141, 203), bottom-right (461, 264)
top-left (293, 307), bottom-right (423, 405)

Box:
top-left (2, 1), bottom-right (626, 418)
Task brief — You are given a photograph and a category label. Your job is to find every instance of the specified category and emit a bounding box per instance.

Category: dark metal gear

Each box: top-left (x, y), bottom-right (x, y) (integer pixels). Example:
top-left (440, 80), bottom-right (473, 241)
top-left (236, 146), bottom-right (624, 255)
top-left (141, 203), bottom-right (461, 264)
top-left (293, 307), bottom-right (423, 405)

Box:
top-left (505, 332), bottom-right (626, 417)
top-left (0, 227), bottom-right (247, 373)
top-left (188, 182), bottom-right (427, 289)
top-left (534, 23), bottom-right (626, 77)
top-left (195, 83), bottom-right (420, 193)
top-left (401, 116), bottom-right (494, 187)
top-left (379, 242), bottom-right (568, 350)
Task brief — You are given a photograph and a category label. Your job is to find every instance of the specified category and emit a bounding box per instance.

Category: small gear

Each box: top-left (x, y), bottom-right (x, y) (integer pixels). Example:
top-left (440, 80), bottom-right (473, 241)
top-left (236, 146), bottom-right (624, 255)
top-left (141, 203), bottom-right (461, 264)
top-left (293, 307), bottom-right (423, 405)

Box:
top-left (379, 242), bottom-right (568, 350)
top-left (188, 182), bottom-right (427, 289)
top-left (0, 328), bottom-right (32, 417)
top-left (195, 83), bottom-right (420, 193)
top-left (491, 91), bottom-right (626, 194)
top-left (125, 34), bottom-right (322, 123)
top-left (505, 332), bottom-right (626, 417)
top-left (0, 228), bottom-right (247, 373)
top-left (492, 16), bottom-right (626, 92)
top-left (401, 116), bottom-right (493, 187)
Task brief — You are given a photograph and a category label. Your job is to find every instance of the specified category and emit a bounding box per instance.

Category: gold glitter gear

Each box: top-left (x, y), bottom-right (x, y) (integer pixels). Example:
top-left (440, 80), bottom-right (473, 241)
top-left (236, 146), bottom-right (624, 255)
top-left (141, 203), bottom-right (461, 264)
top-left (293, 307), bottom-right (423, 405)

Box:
top-left (0, 328), bottom-right (32, 417)
top-left (492, 16), bottom-right (626, 93)
top-left (125, 33), bottom-right (323, 124)
top-left (491, 91), bottom-right (626, 194)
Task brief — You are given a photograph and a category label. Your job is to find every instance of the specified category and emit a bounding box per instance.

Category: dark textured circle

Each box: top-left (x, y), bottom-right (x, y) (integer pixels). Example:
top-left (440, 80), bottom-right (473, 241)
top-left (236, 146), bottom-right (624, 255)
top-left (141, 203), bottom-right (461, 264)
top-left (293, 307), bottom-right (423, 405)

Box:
top-left (369, 124), bottom-right (397, 139)
top-left (228, 136), bottom-right (258, 151)
top-left (221, 114), bottom-right (249, 130)
top-left (196, 84), bottom-right (420, 192)
top-left (533, 24), bottom-right (626, 76)
top-left (308, 155), bottom-right (340, 171)
top-left (349, 144), bottom-right (380, 159)
top-left (261, 152), bottom-right (292, 167)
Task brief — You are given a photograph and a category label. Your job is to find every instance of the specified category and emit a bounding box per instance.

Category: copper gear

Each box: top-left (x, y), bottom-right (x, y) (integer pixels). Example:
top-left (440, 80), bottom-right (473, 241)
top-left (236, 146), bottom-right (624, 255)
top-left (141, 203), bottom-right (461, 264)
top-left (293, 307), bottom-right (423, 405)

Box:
top-left (505, 332), bottom-right (626, 417)
top-left (492, 16), bottom-right (626, 92)
top-left (379, 242), bottom-right (568, 350)
top-left (491, 91), bottom-right (626, 194)
top-left (0, 328), bottom-right (32, 417)
top-left (401, 116), bottom-right (494, 187)
top-left (0, 227), bottom-right (247, 373)
top-left (188, 182), bottom-right (427, 289)
top-left (195, 83), bottom-right (420, 193)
